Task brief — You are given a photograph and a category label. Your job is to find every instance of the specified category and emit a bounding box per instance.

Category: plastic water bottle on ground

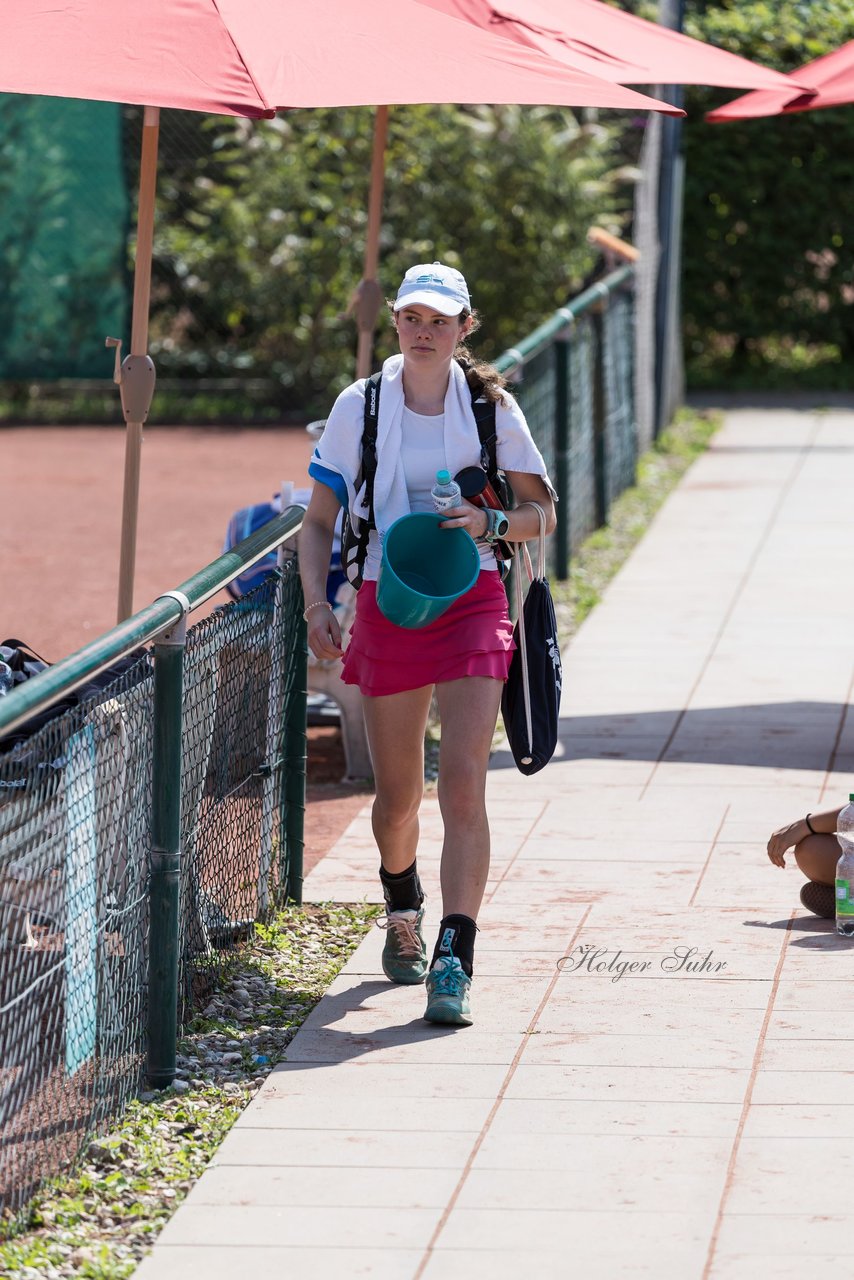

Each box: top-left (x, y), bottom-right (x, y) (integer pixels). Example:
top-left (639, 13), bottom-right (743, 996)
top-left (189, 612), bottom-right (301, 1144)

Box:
top-left (431, 470), bottom-right (462, 513)
top-left (836, 793), bottom-right (854, 936)
top-left (0, 662), bottom-right (13, 697)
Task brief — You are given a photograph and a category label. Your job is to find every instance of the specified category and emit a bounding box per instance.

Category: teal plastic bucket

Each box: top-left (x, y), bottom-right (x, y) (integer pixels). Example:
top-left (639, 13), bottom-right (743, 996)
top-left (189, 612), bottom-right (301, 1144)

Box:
top-left (377, 512), bottom-right (480, 629)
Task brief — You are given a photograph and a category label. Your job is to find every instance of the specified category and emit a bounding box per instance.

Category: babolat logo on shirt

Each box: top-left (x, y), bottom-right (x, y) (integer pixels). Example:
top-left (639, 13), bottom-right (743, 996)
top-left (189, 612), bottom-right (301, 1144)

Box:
top-left (440, 927), bottom-right (455, 954)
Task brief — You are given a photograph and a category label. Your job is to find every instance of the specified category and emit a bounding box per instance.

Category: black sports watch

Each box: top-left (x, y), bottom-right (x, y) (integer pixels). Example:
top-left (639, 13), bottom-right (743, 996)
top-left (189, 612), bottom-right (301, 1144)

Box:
top-left (483, 508), bottom-right (510, 544)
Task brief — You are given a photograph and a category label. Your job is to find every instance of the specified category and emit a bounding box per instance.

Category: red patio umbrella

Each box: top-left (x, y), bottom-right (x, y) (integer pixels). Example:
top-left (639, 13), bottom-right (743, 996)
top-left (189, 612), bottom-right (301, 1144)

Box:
top-left (421, 0), bottom-right (814, 92)
top-left (707, 39), bottom-right (854, 121)
top-left (4, 0), bottom-right (682, 623)
top-left (348, 0), bottom-right (814, 379)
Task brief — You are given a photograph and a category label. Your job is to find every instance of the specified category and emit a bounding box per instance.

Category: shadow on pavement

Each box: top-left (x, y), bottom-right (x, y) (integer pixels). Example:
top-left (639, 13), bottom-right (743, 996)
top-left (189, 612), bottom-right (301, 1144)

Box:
top-left (491, 701), bottom-right (853, 773)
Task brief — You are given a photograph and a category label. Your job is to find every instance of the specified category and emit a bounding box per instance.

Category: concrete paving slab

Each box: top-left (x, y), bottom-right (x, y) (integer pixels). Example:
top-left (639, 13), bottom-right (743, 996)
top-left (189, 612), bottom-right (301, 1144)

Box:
top-left (211, 1126), bottom-right (481, 1169)
top-left (134, 1247), bottom-right (424, 1280)
top-left (182, 1163), bottom-right (459, 1208)
top-left (741, 1104), bottom-right (854, 1139)
top-left (233, 1092), bottom-right (496, 1134)
top-left (436, 1207), bottom-right (714, 1255)
top-left (157, 1203), bottom-right (440, 1249)
top-left (265, 1060), bottom-right (508, 1099)
top-left (709, 1257), bottom-right (852, 1280)
top-left (421, 1248), bottom-right (702, 1280)
top-left (715, 1213), bottom-right (854, 1255)
top-left (457, 1151), bottom-right (728, 1210)
top-left (489, 1097), bottom-right (743, 1137)
top-left (504, 1063), bottom-right (752, 1103)
top-left (133, 407), bottom-right (854, 1277)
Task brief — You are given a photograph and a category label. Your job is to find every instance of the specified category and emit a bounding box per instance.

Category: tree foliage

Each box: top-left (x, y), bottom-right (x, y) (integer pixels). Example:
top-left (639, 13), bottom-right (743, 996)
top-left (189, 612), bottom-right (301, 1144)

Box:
top-left (680, 0), bottom-right (854, 386)
top-left (131, 103), bottom-right (632, 412)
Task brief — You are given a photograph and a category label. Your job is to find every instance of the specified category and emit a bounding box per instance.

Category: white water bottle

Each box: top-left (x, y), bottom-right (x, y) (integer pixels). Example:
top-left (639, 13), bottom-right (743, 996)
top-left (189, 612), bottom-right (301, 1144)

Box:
top-left (836, 793), bottom-right (854, 936)
top-left (431, 469), bottom-right (462, 513)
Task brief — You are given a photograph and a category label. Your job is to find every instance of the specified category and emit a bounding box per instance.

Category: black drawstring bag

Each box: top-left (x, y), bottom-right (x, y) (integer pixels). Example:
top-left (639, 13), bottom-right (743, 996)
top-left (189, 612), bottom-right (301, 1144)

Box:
top-left (501, 506), bottom-right (562, 775)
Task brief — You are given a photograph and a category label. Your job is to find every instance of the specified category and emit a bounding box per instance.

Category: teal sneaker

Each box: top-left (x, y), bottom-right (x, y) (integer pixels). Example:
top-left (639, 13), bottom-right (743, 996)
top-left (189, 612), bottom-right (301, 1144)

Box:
top-left (424, 956), bottom-right (472, 1026)
top-left (378, 908), bottom-right (428, 984)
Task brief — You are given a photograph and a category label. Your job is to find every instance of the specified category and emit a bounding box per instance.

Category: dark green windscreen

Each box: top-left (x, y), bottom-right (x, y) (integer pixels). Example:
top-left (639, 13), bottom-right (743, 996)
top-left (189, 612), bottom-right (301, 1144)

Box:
top-left (0, 95), bottom-right (129, 378)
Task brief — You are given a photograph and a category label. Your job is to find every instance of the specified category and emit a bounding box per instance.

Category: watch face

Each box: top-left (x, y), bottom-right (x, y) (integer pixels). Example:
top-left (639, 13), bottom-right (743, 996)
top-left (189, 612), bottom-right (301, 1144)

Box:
top-left (495, 512), bottom-right (510, 537)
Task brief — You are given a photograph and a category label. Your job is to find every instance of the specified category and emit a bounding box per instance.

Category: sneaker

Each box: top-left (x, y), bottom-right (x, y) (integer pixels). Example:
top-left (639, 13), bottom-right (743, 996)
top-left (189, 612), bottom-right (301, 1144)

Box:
top-left (424, 956), bottom-right (472, 1026)
top-left (799, 880), bottom-right (835, 920)
top-left (378, 908), bottom-right (428, 984)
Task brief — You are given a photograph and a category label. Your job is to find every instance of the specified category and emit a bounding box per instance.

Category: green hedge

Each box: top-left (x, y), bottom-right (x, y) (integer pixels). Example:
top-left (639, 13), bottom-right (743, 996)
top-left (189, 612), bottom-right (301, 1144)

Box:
top-left (681, 0), bottom-right (854, 389)
top-left (127, 103), bottom-right (633, 415)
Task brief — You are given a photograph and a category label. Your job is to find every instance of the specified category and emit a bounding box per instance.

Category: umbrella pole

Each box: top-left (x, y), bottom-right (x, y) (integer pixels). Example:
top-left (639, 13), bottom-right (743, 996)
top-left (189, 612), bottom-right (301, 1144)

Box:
top-left (355, 105), bottom-right (389, 380)
top-left (116, 105), bottom-right (160, 622)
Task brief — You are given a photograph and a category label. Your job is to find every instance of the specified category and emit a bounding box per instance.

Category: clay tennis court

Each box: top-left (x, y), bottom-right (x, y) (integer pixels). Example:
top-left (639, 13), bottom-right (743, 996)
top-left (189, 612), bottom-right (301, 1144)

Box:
top-left (3, 422), bottom-right (372, 870)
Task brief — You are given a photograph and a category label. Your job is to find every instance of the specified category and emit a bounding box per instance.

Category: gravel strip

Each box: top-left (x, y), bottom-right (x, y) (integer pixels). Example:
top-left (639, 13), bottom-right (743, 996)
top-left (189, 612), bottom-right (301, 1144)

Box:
top-left (0, 902), bottom-right (378, 1280)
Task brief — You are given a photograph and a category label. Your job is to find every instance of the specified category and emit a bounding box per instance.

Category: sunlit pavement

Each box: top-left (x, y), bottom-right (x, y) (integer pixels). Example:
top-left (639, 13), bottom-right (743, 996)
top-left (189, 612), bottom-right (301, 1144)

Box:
top-left (135, 406), bottom-right (854, 1279)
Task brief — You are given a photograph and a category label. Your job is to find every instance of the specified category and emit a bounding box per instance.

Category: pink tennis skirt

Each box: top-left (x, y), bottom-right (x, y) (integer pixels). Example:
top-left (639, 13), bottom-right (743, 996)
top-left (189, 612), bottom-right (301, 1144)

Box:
top-left (341, 569), bottom-right (515, 697)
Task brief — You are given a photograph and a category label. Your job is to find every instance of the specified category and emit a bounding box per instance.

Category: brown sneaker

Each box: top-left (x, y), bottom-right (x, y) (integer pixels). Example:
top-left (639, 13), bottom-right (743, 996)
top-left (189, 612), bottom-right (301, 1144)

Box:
top-left (799, 880), bottom-right (835, 919)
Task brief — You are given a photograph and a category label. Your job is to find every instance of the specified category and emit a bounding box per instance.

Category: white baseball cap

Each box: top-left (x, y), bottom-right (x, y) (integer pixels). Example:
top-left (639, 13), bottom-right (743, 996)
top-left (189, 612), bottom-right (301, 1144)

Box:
top-left (393, 261), bottom-right (471, 316)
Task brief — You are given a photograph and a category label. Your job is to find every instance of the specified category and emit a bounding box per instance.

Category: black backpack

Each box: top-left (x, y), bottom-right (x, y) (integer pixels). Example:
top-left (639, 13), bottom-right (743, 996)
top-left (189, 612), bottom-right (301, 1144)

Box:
top-left (340, 361), bottom-right (512, 590)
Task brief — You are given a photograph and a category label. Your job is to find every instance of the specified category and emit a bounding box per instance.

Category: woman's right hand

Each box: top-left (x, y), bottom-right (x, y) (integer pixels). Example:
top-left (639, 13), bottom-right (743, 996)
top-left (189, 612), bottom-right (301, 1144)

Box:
top-left (307, 606), bottom-right (343, 661)
top-left (767, 818), bottom-right (809, 868)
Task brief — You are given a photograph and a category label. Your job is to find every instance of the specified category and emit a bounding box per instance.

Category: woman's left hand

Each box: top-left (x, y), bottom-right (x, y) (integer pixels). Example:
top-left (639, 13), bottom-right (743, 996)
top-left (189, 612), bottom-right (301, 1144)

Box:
top-left (438, 502), bottom-right (489, 538)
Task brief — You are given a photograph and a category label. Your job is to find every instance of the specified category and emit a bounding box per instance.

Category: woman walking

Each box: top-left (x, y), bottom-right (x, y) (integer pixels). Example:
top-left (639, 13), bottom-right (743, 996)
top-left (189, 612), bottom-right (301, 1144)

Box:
top-left (299, 261), bottom-right (556, 1025)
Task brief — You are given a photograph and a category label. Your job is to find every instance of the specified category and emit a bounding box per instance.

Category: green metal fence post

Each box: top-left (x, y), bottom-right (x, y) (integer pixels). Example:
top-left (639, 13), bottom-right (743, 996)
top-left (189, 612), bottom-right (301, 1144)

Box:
top-left (147, 593), bottom-right (188, 1089)
top-left (592, 301), bottom-right (609, 528)
top-left (283, 612), bottom-right (307, 904)
top-left (554, 330), bottom-right (572, 580)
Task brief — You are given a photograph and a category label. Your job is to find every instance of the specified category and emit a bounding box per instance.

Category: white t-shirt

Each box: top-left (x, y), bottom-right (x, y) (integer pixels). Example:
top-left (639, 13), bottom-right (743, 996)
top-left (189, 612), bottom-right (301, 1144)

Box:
top-left (310, 355), bottom-right (555, 582)
top-left (360, 406), bottom-right (498, 580)
top-left (400, 407), bottom-right (447, 512)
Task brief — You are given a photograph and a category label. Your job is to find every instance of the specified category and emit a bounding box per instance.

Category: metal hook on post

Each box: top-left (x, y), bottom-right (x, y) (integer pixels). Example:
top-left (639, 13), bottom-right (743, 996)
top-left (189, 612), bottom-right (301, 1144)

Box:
top-left (105, 336), bottom-right (157, 425)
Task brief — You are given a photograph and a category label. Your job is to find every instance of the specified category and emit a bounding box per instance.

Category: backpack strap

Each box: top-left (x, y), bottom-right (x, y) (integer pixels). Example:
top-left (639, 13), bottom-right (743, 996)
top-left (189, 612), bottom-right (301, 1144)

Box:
top-left (470, 394), bottom-right (498, 480)
top-left (360, 370), bottom-right (382, 525)
top-left (340, 370), bottom-right (382, 589)
top-left (358, 365), bottom-right (504, 520)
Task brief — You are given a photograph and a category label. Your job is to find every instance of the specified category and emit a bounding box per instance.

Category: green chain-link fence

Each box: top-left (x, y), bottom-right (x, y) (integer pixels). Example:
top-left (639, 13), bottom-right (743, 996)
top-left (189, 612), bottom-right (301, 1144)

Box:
top-left (0, 511), bottom-right (305, 1218)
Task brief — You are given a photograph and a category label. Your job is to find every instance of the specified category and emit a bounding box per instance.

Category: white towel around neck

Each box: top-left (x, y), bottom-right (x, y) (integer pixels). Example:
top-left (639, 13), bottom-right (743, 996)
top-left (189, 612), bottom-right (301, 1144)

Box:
top-left (372, 353), bottom-right (482, 531)
top-left (311, 352), bottom-right (555, 541)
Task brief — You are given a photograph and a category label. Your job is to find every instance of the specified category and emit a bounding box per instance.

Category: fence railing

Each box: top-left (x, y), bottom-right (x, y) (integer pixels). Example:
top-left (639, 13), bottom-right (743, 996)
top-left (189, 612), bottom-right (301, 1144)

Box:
top-left (496, 264), bottom-right (636, 578)
top-left (0, 506), bottom-right (306, 1216)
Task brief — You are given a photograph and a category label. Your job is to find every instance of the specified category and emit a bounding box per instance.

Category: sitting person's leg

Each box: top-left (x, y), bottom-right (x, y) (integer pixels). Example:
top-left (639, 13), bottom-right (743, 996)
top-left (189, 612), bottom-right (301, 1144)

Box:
top-left (794, 832), bottom-right (838, 918)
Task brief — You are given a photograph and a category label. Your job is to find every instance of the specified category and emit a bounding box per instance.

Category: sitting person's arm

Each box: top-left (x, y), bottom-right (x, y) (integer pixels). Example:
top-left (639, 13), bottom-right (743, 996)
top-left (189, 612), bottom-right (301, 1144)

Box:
top-left (767, 806), bottom-right (842, 868)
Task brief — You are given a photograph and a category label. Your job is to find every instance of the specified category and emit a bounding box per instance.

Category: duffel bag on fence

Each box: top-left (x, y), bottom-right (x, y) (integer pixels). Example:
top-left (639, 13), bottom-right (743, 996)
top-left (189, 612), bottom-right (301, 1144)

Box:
top-left (0, 638), bottom-right (150, 754)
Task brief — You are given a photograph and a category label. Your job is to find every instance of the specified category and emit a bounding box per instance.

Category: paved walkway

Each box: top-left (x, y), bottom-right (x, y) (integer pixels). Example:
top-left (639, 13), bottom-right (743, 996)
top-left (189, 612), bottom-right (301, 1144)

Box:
top-left (135, 407), bottom-right (854, 1279)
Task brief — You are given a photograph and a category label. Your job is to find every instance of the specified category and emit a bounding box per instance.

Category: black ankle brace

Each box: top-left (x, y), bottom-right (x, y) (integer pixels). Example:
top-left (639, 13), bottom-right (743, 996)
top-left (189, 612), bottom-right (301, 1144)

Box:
top-left (431, 913), bottom-right (477, 977)
top-left (379, 861), bottom-right (424, 913)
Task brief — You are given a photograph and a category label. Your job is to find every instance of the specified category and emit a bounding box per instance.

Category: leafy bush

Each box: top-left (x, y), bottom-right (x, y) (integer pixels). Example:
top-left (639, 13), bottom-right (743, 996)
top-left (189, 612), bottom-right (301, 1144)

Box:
top-left (132, 104), bottom-right (634, 413)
